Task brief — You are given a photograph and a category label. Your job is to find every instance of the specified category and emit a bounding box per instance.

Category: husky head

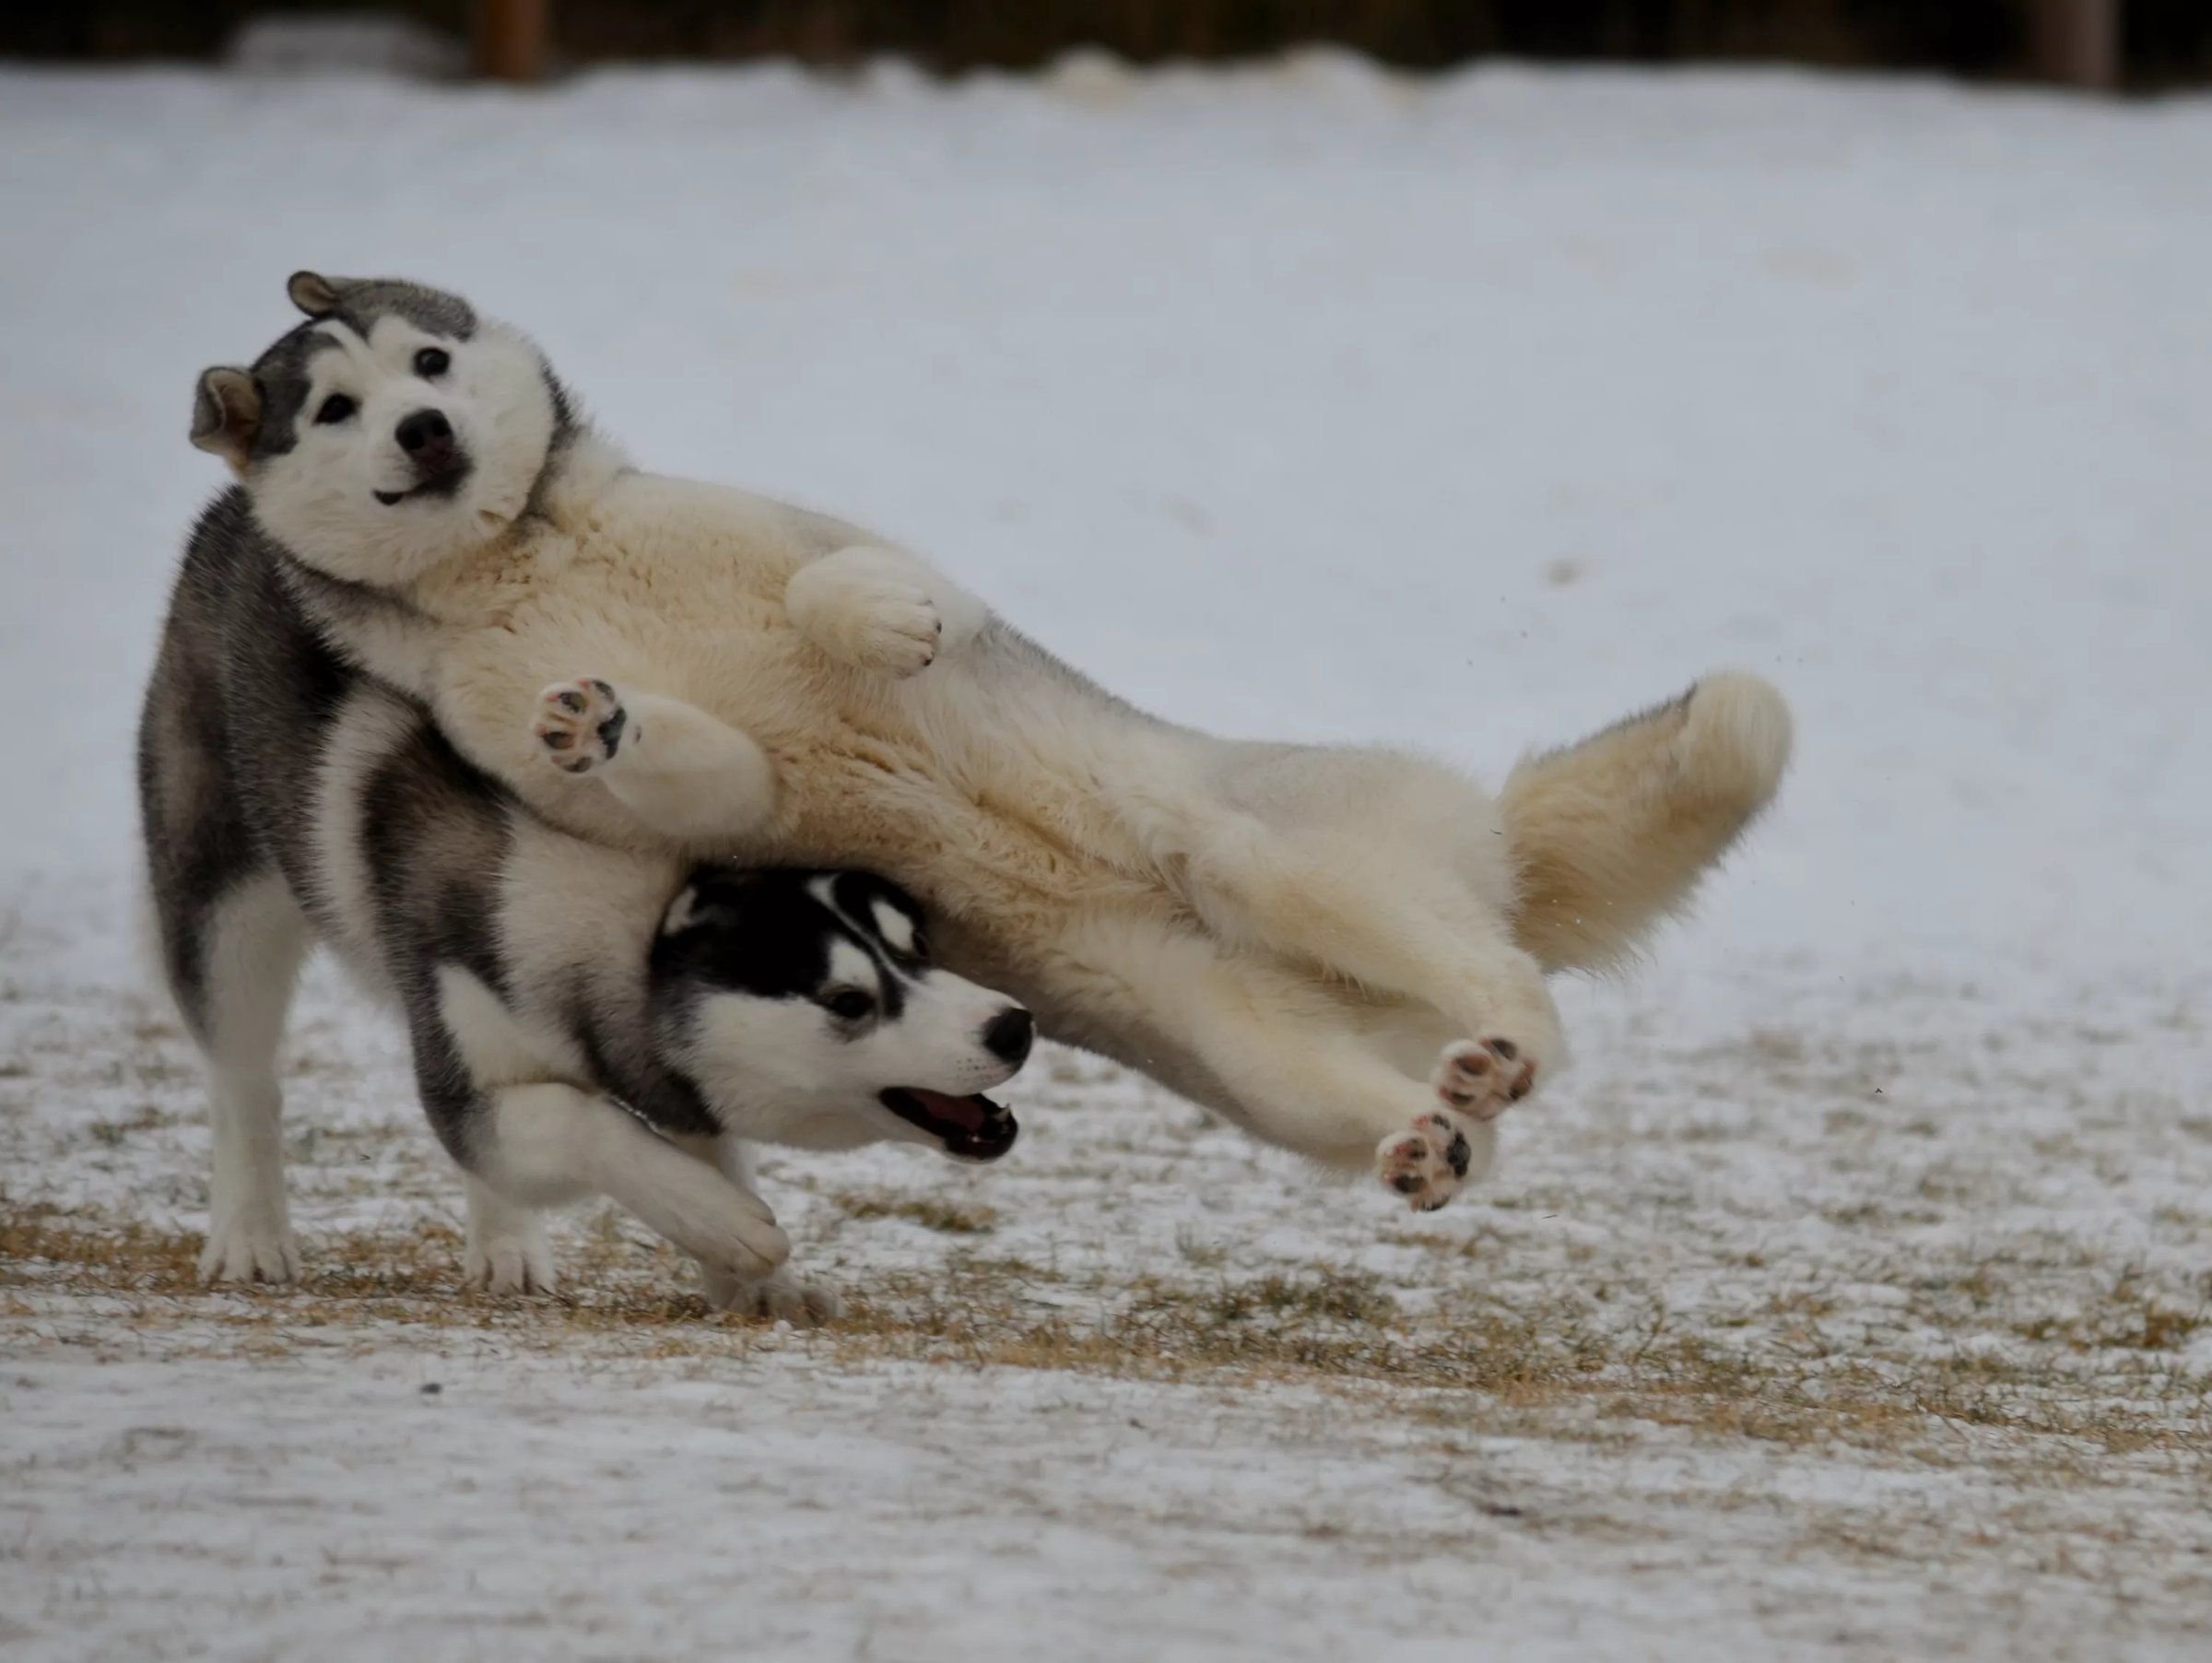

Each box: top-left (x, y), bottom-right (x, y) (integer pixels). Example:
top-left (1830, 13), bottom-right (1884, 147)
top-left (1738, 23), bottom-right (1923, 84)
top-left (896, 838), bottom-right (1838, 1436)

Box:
top-left (651, 868), bottom-right (1031, 1161)
top-left (190, 271), bottom-right (570, 585)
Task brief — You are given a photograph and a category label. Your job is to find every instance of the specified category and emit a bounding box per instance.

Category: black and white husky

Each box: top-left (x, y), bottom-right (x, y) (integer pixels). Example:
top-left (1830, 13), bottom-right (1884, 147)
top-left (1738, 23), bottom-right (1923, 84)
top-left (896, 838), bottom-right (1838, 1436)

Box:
top-left (186, 272), bottom-right (1792, 1218)
top-left (136, 495), bottom-right (1033, 1316)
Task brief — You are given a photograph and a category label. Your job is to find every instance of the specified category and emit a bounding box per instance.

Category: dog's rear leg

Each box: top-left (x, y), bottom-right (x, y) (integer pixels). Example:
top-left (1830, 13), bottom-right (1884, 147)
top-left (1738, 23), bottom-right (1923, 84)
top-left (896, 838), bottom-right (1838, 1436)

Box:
top-left (1096, 928), bottom-right (1501, 1210)
top-left (668, 1134), bottom-right (845, 1325)
top-left (171, 874), bottom-right (312, 1284)
top-left (1188, 843), bottom-right (1565, 1107)
top-left (532, 678), bottom-right (778, 843)
top-left (1197, 990), bottom-right (1501, 1212)
top-left (464, 1084), bottom-right (791, 1286)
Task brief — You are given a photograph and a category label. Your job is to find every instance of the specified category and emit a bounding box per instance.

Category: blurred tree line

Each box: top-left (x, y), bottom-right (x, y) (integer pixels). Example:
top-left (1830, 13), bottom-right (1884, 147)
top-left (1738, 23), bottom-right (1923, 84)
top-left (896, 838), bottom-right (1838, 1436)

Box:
top-left (13, 0), bottom-right (2212, 86)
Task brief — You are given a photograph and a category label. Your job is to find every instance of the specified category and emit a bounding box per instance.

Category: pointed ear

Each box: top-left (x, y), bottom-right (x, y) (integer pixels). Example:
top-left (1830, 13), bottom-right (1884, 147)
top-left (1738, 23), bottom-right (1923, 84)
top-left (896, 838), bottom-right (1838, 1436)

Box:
top-left (190, 368), bottom-right (261, 471)
top-left (661, 873), bottom-right (753, 938)
top-left (288, 270), bottom-right (350, 317)
top-left (660, 883), bottom-right (705, 937)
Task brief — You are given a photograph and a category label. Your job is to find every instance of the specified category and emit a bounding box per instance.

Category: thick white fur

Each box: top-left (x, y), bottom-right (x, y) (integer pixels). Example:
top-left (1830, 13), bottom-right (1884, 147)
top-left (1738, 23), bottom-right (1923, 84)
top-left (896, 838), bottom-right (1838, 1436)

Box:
top-left (263, 316), bottom-right (1792, 1210)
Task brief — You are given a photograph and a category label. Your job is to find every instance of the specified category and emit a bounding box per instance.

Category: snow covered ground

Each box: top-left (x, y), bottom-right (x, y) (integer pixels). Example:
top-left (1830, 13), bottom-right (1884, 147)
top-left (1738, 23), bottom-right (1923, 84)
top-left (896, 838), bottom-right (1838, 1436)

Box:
top-left (4, 53), bottom-right (2210, 1661)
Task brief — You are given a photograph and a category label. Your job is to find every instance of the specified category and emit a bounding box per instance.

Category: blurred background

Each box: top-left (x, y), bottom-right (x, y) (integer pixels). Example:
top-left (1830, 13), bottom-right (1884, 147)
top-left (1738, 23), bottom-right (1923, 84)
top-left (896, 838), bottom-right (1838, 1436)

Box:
top-left (7, 1), bottom-right (2206, 89)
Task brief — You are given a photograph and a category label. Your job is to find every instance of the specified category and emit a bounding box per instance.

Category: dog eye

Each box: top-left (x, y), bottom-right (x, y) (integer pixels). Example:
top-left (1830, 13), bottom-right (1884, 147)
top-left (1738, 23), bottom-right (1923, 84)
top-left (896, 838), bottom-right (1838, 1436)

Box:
top-left (823, 988), bottom-right (877, 1022)
top-left (313, 394), bottom-right (356, 425)
top-left (414, 348), bottom-right (451, 378)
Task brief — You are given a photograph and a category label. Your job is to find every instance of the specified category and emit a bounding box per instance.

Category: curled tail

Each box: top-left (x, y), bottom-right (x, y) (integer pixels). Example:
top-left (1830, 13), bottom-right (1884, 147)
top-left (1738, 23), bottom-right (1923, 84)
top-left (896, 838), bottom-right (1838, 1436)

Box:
top-left (1500, 672), bottom-right (1793, 974)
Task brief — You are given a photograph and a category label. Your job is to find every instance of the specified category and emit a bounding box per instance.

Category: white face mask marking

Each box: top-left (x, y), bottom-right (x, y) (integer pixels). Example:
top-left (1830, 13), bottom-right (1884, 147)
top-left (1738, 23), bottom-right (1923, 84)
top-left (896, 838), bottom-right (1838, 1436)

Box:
top-left (247, 314), bottom-right (559, 588)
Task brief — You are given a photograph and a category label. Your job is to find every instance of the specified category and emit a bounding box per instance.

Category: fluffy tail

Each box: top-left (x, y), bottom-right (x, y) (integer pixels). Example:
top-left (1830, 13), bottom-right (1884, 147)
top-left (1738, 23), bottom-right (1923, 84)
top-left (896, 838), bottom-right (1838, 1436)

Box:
top-left (1500, 672), bottom-right (1793, 974)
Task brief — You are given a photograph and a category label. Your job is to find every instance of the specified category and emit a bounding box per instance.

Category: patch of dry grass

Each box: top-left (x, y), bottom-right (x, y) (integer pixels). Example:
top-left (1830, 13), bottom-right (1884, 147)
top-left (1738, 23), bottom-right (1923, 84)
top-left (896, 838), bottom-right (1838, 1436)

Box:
top-left (6, 1201), bottom-right (2208, 1472)
top-left (833, 1189), bottom-right (1000, 1234)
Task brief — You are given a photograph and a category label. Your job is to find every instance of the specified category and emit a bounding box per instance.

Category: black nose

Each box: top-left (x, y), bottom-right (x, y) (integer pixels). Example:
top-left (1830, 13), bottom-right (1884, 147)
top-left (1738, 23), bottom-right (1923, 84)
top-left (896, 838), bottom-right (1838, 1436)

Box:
top-left (982, 1007), bottom-right (1034, 1067)
top-left (395, 408), bottom-right (453, 458)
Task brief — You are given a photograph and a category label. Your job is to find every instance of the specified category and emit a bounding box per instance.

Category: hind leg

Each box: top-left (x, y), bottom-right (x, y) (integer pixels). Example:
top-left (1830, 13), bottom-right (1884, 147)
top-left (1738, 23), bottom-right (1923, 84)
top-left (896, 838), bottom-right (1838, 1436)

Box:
top-left (1188, 830), bottom-right (1563, 1103)
top-left (1074, 920), bottom-right (1500, 1209)
top-left (1178, 751), bottom-right (1561, 1097)
top-left (170, 874), bottom-right (312, 1283)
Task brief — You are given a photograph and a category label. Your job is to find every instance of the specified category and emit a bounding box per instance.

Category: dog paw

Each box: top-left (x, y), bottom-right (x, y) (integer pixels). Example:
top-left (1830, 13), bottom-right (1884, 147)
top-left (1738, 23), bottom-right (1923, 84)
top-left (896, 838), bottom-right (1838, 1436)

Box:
top-left (787, 550), bottom-right (944, 678)
top-left (839, 584), bottom-right (942, 678)
top-left (464, 1227), bottom-right (558, 1296)
top-left (198, 1214), bottom-right (301, 1285)
top-left (1376, 1111), bottom-right (1483, 1212)
top-left (1431, 1037), bottom-right (1537, 1123)
top-left (701, 1265), bottom-right (844, 1327)
top-left (532, 678), bottom-right (628, 775)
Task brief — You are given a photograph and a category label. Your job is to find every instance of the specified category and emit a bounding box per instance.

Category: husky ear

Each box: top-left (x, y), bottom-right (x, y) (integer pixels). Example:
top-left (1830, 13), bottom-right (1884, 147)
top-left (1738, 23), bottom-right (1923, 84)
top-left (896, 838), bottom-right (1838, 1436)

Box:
top-left (660, 883), bottom-right (705, 937)
top-left (287, 270), bottom-right (351, 318)
top-left (661, 883), bottom-right (728, 938)
top-left (661, 873), bottom-right (752, 938)
top-left (190, 367), bottom-right (261, 471)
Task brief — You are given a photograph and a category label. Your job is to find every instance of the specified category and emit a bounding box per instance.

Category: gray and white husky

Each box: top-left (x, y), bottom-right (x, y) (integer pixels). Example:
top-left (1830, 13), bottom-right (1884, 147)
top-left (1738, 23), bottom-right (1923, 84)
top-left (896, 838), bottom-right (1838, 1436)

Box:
top-left (137, 494), bottom-right (1033, 1315)
top-left (187, 271), bottom-right (1792, 1218)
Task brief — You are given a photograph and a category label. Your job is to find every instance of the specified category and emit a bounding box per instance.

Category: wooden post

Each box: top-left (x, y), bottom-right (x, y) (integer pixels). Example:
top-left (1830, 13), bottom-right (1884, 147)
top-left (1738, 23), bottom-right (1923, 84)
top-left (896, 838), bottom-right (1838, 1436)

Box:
top-left (2029, 0), bottom-right (2120, 90)
top-left (476, 0), bottom-right (549, 83)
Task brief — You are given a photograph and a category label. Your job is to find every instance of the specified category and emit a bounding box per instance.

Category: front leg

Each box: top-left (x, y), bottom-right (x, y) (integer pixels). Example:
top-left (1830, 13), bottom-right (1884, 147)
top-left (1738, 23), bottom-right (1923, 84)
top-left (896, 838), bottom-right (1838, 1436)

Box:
top-left (533, 678), bottom-right (778, 843)
top-left (471, 1083), bottom-right (791, 1289)
top-left (783, 544), bottom-right (989, 678)
top-left (462, 1175), bottom-right (557, 1295)
top-left (670, 1133), bottom-right (844, 1325)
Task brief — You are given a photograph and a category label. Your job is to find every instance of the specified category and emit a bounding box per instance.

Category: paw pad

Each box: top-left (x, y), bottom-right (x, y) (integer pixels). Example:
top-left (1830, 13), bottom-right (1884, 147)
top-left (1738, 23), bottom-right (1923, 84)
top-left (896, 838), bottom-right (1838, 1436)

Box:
top-left (1376, 1110), bottom-right (1481, 1212)
top-left (533, 678), bottom-right (628, 774)
top-left (1434, 1037), bottom-right (1537, 1121)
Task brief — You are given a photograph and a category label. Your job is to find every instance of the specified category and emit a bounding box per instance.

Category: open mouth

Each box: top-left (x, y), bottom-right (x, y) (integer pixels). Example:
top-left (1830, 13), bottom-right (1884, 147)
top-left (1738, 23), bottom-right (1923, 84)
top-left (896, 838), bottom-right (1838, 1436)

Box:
top-left (374, 460), bottom-right (473, 507)
top-left (879, 1088), bottom-right (1018, 1162)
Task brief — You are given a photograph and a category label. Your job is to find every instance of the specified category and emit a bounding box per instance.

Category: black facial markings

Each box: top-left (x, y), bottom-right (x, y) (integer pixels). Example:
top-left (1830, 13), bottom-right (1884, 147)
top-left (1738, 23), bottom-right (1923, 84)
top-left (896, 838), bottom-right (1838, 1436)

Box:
top-left (241, 324), bottom-right (336, 459)
top-left (311, 279), bottom-right (479, 345)
top-left (825, 870), bottom-right (931, 971)
top-left (239, 279), bottom-right (477, 465)
top-left (651, 868), bottom-right (837, 1004)
top-left (651, 867), bottom-right (937, 1025)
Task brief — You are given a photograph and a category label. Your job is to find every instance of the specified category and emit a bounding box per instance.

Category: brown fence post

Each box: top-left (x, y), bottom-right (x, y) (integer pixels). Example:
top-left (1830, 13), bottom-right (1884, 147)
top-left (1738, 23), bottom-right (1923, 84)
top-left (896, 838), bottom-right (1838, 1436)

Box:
top-left (475, 0), bottom-right (549, 83)
top-left (2029, 0), bottom-right (2121, 89)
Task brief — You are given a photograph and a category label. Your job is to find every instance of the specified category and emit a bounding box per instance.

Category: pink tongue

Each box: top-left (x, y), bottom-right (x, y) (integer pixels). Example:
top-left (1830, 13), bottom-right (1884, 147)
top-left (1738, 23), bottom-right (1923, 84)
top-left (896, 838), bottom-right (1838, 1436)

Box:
top-left (903, 1089), bottom-right (987, 1133)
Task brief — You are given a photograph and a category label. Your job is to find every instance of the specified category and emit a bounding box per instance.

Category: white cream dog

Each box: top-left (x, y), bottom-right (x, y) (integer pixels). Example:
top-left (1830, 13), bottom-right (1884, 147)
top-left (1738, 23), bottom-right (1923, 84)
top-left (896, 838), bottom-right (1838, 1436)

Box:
top-left (192, 271), bottom-right (1793, 1210)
